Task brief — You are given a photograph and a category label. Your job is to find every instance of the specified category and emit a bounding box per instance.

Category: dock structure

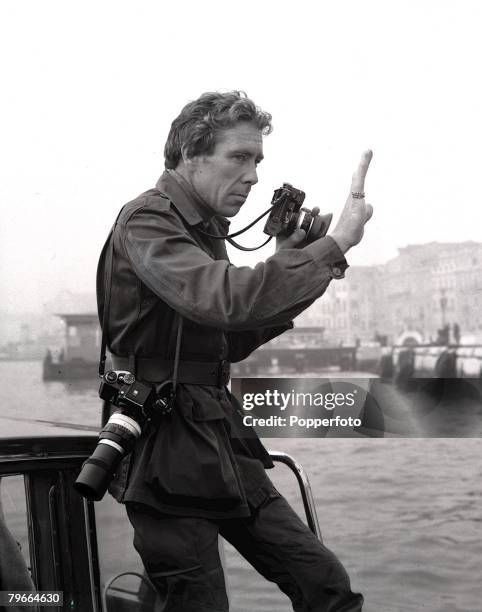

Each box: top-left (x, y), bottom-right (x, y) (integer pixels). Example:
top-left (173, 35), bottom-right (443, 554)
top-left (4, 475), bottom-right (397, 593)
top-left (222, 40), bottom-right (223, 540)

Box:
top-left (43, 313), bottom-right (99, 380)
top-left (42, 315), bottom-right (482, 382)
top-left (231, 327), bottom-right (362, 376)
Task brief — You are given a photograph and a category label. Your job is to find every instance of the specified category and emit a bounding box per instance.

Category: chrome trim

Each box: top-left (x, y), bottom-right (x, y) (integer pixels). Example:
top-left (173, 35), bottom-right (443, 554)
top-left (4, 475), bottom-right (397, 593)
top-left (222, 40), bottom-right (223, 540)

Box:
top-left (268, 450), bottom-right (322, 542)
top-left (98, 439), bottom-right (124, 453)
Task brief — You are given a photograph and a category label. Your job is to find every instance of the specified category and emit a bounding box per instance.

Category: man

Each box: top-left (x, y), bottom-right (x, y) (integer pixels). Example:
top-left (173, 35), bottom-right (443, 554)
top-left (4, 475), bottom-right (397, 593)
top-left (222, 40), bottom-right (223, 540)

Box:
top-left (97, 90), bottom-right (372, 611)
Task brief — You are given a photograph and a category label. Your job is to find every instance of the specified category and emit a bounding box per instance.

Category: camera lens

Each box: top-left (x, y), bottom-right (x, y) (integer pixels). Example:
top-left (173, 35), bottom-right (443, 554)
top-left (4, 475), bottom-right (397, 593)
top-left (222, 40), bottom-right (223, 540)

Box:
top-left (74, 411), bottom-right (142, 501)
top-left (74, 441), bottom-right (125, 501)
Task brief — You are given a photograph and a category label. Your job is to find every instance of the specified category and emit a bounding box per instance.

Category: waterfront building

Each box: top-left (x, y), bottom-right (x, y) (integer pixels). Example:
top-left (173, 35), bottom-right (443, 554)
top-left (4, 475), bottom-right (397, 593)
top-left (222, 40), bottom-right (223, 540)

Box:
top-left (382, 242), bottom-right (482, 342)
top-left (296, 241), bottom-right (482, 345)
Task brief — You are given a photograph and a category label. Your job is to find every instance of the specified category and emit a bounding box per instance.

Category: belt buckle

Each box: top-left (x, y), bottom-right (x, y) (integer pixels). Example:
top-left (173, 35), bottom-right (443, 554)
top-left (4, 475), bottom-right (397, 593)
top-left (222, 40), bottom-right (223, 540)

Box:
top-left (218, 359), bottom-right (230, 387)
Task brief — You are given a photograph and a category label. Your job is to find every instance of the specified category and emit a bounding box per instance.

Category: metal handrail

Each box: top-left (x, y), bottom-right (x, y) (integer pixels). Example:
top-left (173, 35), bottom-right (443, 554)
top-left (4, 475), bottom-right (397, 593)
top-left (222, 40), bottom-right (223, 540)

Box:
top-left (0, 439), bottom-right (324, 544)
top-left (268, 451), bottom-right (322, 542)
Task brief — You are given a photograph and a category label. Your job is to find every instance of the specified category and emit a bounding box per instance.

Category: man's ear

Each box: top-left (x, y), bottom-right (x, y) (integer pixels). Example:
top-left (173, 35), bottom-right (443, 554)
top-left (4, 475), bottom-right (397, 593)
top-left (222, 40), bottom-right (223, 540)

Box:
top-left (181, 145), bottom-right (197, 168)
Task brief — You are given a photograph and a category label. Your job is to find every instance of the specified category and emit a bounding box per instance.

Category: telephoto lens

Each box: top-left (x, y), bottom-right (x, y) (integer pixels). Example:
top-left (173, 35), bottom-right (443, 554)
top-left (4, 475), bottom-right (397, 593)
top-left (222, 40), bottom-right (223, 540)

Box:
top-left (75, 370), bottom-right (156, 501)
top-left (74, 412), bottom-right (142, 501)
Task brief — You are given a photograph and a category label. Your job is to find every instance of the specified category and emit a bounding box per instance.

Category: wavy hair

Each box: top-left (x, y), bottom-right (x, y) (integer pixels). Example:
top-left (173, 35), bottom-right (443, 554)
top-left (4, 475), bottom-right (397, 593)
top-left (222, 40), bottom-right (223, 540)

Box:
top-left (164, 91), bottom-right (273, 169)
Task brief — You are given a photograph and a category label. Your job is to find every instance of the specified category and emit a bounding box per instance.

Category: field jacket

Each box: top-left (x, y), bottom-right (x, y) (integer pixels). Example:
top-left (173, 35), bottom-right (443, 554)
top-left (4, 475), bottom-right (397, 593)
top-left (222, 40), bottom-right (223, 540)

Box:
top-left (96, 169), bottom-right (348, 518)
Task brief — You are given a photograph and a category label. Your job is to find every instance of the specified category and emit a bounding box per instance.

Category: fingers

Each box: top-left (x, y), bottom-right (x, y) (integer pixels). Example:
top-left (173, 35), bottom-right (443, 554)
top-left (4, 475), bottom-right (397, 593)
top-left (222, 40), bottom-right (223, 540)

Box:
top-left (287, 228), bottom-right (306, 247)
top-left (351, 149), bottom-right (373, 194)
top-left (278, 228), bottom-right (306, 250)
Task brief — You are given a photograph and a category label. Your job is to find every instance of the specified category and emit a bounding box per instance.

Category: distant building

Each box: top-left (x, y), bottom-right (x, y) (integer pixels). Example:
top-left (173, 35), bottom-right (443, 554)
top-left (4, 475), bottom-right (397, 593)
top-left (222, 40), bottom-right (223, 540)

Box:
top-left (45, 290), bottom-right (98, 360)
top-left (43, 310), bottom-right (99, 380)
top-left (382, 242), bottom-right (482, 342)
top-left (56, 313), bottom-right (99, 362)
top-left (296, 241), bottom-right (482, 345)
top-left (296, 265), bottom-right (382, 344)
top-left (41, 291), bottom-right (99, 378)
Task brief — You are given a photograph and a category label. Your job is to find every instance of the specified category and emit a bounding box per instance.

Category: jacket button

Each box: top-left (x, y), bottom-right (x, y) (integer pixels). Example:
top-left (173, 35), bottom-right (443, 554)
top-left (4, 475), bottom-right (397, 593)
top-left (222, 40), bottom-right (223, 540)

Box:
top-left (332, 266), bottom-right (342, 277)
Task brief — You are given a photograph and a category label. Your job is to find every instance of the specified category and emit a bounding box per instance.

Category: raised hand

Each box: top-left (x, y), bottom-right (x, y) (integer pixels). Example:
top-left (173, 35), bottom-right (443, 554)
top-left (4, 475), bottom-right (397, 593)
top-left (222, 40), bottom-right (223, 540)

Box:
top-left (330, 150), bottom-right (374, 254)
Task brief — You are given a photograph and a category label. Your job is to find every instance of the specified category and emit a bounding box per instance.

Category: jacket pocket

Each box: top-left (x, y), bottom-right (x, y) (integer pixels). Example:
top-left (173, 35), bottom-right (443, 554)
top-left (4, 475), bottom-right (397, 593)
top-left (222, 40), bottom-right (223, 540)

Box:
top-left (190, 393), bottom-right (226, 421)
top-left (143, 393), bottom-right (244, 509)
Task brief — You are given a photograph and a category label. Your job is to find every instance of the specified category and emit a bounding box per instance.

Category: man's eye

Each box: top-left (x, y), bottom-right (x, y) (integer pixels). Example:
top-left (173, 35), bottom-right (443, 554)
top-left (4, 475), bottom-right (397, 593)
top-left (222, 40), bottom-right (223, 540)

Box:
top-left (234, 154), bottom-right (247, 161)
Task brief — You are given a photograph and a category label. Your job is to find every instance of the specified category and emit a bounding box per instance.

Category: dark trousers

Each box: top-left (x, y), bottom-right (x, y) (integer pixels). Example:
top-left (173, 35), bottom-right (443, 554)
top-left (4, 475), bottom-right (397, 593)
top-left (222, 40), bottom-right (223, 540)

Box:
top-left (126, 491), bottom-right (363, 612)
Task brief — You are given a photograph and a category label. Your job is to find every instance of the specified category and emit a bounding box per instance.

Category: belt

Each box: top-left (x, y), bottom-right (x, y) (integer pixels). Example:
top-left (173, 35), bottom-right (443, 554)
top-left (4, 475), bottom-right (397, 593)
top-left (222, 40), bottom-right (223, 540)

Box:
top-left (110, 355), bottom-right (231, 387)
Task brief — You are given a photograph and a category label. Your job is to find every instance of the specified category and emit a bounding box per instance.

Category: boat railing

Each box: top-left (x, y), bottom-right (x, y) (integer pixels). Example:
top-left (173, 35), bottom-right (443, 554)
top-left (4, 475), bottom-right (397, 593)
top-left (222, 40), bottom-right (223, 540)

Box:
top-left (268, 450), bottom-right (322, 541)
top-left (0, 437), bottom-right (322, 611)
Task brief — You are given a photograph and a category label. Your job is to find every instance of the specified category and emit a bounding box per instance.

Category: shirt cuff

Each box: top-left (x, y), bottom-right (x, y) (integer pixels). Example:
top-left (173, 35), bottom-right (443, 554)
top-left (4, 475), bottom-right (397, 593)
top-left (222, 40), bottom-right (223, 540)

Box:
top-left (303, 235), bottom-right (349, 279)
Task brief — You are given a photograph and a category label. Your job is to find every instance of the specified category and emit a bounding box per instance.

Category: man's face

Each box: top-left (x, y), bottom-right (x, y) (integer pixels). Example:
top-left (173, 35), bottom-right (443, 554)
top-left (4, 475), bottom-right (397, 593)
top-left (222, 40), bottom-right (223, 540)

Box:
top-left (186, 121), bottom-right (264, 217)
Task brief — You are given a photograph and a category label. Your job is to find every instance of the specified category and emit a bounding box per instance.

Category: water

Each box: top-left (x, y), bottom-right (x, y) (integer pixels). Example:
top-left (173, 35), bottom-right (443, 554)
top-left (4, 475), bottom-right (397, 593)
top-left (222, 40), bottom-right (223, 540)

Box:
top-left (1, 361), bottom-right (482, 611)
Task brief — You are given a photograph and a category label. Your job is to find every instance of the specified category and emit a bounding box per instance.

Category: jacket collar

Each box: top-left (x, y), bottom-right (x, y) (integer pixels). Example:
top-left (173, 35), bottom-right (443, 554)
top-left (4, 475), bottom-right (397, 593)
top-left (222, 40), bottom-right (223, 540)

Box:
top-left (155, 170), bottom-right (230, 231)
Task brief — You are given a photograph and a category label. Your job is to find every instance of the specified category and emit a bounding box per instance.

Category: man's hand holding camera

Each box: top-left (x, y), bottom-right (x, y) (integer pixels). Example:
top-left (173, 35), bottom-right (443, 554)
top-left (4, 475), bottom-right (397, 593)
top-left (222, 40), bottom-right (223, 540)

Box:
top-left (275, 226), bottom-right (309, 251)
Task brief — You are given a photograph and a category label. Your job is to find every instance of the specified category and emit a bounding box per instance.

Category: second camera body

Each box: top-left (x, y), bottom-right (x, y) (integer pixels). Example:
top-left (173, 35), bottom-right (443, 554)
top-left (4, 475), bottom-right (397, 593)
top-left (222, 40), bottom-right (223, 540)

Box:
top-left (74, 370), bottom-right (174, 501)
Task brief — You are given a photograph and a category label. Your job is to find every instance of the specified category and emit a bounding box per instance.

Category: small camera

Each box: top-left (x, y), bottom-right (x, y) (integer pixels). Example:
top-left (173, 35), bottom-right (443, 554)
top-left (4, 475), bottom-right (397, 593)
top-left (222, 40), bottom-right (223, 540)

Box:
top-left (74, 370), bottom-right (175, 501)
top-left (99, 369), bottom-right (154, 415)
top-left (263, 183), bottom-right (332, 244)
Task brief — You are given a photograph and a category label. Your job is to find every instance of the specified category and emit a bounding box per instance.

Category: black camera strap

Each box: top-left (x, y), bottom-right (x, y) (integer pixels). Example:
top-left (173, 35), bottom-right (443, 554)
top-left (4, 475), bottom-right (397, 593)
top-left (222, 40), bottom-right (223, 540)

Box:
top-left (171, 313), bottom-right (183, 392)
top-left (98, 215), bottom-right (184, 396)
top-left (196, 189), bottom-right (294, 251)
top-left (98, 218), bottom-right (118, 378)
top-left (196, 205), bottom-right (275, 251)
top-left (98, 211), bottom-right (150, 378)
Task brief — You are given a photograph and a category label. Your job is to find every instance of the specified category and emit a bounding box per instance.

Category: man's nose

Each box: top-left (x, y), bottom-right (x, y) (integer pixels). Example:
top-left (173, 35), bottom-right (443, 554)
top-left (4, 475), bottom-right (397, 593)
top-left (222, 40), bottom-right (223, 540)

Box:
top-left (243, 162), bottom-right (258, 186)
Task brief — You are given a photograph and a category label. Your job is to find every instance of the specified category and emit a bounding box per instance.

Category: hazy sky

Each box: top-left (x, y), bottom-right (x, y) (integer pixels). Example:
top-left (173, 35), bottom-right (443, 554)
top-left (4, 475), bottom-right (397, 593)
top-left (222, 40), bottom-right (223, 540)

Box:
top-left (1, 1), bottom-right (481, 314)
